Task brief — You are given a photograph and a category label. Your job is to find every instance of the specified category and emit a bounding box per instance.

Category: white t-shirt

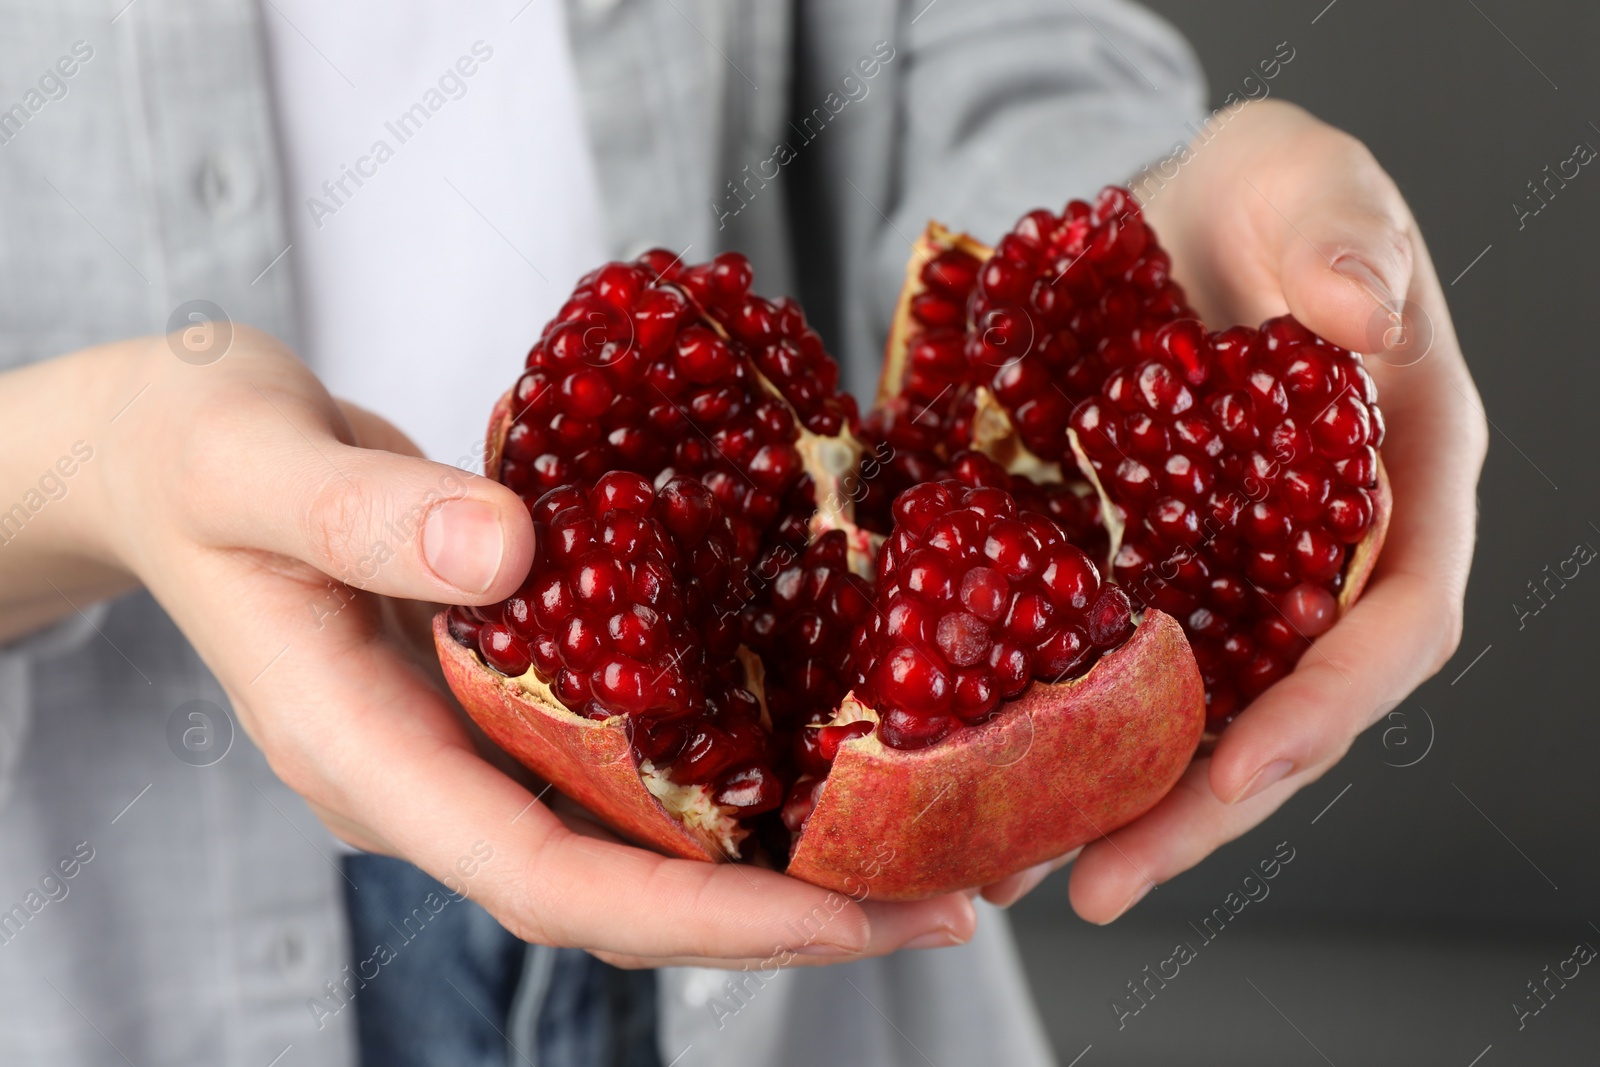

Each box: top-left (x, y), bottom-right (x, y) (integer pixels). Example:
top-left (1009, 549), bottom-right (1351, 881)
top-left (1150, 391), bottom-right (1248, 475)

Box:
top-left (262, 0), bottom-right (608, 468)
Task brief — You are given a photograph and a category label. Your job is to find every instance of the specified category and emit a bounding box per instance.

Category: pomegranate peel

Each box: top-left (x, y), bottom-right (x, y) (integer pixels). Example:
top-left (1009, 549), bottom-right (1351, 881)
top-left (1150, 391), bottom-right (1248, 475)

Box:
top-left (434, 612), bottom-right (737, 860)
top-left (786, 609), bottom-right (1201, 899)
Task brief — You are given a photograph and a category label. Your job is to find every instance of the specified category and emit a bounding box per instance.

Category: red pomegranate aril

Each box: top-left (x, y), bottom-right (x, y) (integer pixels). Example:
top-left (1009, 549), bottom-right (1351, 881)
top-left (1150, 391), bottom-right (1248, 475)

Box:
top-left (1086, 586), bottom-right (1133, 647)
top-left (446, 606), bottom-right (483, 648)
top-left (571, 552), bottom-right (628, 612)
top-left (903, 549), bottom-right (958, 603)
top-left (1246, 548), bottom-right (1296, 590)
top-left (593, 657), bottom-right (657, 716)
top-left (1325, 488), bottom-right (1374, 542)
top-left (781, 776), bottom-right (826, 832)
top-left (923, 248), bottom-right (980, 294)
top-left (1036, 626), bottom-right (1089, 678)
top-left (936, 611), bottom-right (990, 667)
top-left (1290, 526), bottom-right (1343, 583)
top-left (554, 667), bottom-right (590, 707)
top-left (714, 765), bottom-right (783, 815)
top-left (989, 642), bottom-right (1030, 697)
top-left (1038, 543), bottom-right (1098, 610)
top-left (559, 615), bottom-right (605, 671)
top-left (1004, 591), bottom-right (1054, 643)
top-left (675, 326), bottom-right (734, 384)
top-left (924, 511), bottom-right (985, 561)
top-left (960, 566), bottom-right (1010, 622)
top-left (1281, 583), bottom-right (1338, 638)
top-left (608, 604), bottom-right (663, 658)
top-left (983, 520), bottom-right (1041, 579)
top-left (952, 670), bottom-right (1001, 722)
top-left (877, 706), bottom-right (956, 750)
top-left (479, 623), bottom-right (532, 676)
top-left (874, 645), bottom-right (953, 716)
top-left (656, 478), bottom-right (715, 544)
top-left (600, 512), bottom-right (647, 560)
top-left (817, 720), bottom-right (875, 762)
top-left (892, 481), bottom-right (957, 537)
top-left (1307, 386), bottom-right (1365, 445)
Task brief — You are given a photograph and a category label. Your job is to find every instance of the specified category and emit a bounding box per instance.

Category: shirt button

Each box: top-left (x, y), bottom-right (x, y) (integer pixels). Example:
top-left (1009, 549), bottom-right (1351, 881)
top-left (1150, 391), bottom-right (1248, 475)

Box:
top-left (196, 148), bottom-right (259, 220)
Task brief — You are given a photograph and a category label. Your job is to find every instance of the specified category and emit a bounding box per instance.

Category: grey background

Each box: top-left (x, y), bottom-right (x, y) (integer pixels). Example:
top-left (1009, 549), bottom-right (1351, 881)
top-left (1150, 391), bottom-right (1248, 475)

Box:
top-left (1008, 2), bottom-right (1600, 1064)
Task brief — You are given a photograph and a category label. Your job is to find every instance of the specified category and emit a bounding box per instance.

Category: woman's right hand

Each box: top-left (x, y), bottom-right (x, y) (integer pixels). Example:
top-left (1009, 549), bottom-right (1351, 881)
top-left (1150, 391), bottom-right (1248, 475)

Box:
top-left (1, 327), bottom-right (976, 967)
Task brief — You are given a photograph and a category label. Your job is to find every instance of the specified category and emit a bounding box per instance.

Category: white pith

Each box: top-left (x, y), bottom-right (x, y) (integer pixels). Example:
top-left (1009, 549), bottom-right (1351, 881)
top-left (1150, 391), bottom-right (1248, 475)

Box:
top-left (639, 759), bottom-right (747, 857)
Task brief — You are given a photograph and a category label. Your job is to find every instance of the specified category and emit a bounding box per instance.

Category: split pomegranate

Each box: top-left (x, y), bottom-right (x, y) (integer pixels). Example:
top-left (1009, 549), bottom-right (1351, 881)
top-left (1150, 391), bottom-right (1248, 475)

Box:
top-left (435, 187), bottom-right (1386, 898)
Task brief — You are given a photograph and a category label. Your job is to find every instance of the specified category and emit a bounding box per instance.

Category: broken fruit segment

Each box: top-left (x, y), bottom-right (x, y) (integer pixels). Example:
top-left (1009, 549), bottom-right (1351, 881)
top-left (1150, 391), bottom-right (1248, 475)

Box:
top-left (872, 188), bottom-right (1390, 731)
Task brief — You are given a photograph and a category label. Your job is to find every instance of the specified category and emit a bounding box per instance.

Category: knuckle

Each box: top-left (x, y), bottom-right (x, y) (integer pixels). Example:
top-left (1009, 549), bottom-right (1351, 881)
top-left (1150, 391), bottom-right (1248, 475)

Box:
top-left (302, 475), bottom-right (378, 581)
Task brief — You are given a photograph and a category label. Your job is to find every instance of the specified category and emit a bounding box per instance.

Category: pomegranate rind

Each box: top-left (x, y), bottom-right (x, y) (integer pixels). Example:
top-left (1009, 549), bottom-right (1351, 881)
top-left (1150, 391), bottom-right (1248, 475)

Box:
top-left (785, 610), bottom-right (1204, 900)
top-left (433, 612), bottom-right (726, 862)
top-left (485, 387), bottom-right (514, 481)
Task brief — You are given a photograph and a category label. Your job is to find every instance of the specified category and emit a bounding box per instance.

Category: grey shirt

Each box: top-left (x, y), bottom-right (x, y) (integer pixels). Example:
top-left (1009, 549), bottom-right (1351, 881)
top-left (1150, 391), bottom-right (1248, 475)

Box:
top-left (0, 1), bottom-right (1203, 1063)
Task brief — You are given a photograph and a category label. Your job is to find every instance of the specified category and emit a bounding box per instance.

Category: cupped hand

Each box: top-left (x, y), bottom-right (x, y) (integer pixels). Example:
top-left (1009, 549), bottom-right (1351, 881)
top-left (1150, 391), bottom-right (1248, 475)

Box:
top-left (984, 100), bottom-right (1488, 918)
top-left (74, 328), bottom-right (974, 966)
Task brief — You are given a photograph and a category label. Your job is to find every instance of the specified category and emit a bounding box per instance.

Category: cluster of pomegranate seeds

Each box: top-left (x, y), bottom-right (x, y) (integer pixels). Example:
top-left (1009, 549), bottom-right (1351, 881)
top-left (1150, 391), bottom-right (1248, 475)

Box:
top-left (944, 450), bottom-right (1109, 565)
top-left (740, 530), bottom-right (874, 730)
top-left (1069, 315), bottom-right (1383, 724)
top-left (969, 188), bottom-right (1193, 463)
top-left (640, 250), bottom-right (860, 437)
top-left (447, 473), bottom-right (781, 815)
top-left (850, 480), bottom-right (1132, 750)
top-left (505, 253), bottom-right (815, 560)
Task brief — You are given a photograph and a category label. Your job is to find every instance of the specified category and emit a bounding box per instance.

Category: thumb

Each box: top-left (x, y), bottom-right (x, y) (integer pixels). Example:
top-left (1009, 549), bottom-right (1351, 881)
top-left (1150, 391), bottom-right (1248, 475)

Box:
top-left (195, 392), bottom-right (534, 605)
top-left (1273, 158), bottom-right (1417, 357)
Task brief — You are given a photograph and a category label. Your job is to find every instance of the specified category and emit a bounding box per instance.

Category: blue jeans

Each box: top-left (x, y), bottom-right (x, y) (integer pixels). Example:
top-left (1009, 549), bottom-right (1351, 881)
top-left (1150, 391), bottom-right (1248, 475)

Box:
top-left (342, 854), bottom-right (662, 1067)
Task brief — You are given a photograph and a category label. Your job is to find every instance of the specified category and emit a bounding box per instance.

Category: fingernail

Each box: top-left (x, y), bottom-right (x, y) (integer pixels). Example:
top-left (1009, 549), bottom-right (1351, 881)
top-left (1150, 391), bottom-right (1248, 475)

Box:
top-left (904, 928), bottom-right (963, 951)
top-left (1332, 255), bottom-right (1402, 315)
top-left (1233, 758), bottom-right (1295, 805)
top-left (1100, 881), bottom-right (1154, 925)
top-left (423, 499), bottom-right (505, 595)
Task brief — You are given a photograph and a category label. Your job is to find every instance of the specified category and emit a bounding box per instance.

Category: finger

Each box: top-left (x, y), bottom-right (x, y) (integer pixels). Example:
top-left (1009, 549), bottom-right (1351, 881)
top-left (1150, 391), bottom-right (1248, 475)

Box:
top-left (1066, 758), bottom-right (1301, 924)
top-left (980, 848), bottom-right (1081, 908)
top-left (1270, 139), bottom-right (1416, 355)
top-left (589, 896), bottom-right (979, 971)
top-left (184, 383), bottom-right (533, 604)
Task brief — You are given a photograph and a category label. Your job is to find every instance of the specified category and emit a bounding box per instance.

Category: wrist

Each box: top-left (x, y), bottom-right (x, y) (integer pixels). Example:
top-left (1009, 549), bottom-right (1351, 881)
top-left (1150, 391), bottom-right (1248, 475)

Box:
top-left (60, 335), bottom-right (172, 576)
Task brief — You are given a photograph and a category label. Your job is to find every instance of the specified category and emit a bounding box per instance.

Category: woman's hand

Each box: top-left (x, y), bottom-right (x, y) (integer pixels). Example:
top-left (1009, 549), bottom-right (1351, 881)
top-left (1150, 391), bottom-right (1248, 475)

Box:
top-left (3, 328), bottom-right (975, 967)
top-left (984, 100), bottom-right (1488, 918)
